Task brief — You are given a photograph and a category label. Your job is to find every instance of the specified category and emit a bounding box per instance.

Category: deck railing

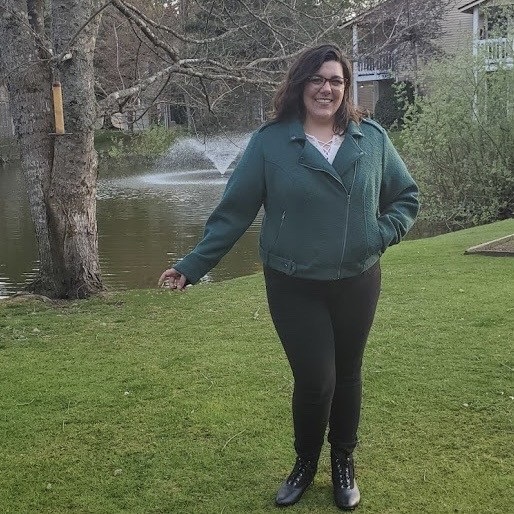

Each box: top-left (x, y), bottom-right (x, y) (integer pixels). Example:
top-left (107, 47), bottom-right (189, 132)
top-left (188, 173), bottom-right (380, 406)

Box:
top-left (356, 53), bottom-right (396, 80)
top-left (476, 37), bottom-right (514, 69)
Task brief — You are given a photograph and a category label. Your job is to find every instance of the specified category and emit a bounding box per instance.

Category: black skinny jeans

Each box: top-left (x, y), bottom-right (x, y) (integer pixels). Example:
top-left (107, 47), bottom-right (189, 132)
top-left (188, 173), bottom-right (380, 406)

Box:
top-left (264, 262), bottom-right (381, 461)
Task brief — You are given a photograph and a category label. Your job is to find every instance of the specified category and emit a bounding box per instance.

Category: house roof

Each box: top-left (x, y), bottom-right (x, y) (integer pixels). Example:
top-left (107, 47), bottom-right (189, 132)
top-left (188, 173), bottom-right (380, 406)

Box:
top-left (458, 0), bottom-right (489, 14)
top-left (340, 0), bottom-right (487, 27)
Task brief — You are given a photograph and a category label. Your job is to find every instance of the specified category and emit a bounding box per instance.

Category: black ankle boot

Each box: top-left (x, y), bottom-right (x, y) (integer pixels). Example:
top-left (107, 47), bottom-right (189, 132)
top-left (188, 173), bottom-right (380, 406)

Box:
top-left (331, 451), bottom-right (360, 510)
top-left (275, 456), bottom-right (317, 507)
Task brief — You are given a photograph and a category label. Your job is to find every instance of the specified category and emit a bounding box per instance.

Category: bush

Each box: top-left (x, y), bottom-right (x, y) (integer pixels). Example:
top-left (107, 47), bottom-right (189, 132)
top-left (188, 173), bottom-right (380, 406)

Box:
top-left (374, 81), bottom-right (414, 129)
top-left (400, 51), bottom-right (514, 227)
top-left (95, 125), bottom-right (182, 160)
top-left (131, 125), bottom-right (180, 157)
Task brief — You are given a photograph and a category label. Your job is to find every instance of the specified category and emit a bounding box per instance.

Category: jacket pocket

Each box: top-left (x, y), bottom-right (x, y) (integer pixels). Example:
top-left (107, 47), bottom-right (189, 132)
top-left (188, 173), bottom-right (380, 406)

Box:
top-left (271, 210), bottom-right (286, 252)
top-left (366, 217), bottom-right (384, 258)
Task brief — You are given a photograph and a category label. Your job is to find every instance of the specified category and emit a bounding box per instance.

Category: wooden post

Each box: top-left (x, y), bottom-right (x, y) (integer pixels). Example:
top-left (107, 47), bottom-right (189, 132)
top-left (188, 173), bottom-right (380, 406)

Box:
top-left (352, 24), bottom-right (359, 105)
top-left (472, 6), bottom-right (480, 57)
top-left (52, 81), bottom-right (65, 134)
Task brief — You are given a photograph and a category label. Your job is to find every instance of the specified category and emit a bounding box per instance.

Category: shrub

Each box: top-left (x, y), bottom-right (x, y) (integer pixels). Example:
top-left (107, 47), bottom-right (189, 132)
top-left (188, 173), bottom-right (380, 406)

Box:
top-left (374, 81), bottom-right (414, 129)
top-left (131, 125), bottom-right (180, 157)
top-left (95, 125), bottom-right (182, 159)
top-left (400, 51), bottom-right (514, 227)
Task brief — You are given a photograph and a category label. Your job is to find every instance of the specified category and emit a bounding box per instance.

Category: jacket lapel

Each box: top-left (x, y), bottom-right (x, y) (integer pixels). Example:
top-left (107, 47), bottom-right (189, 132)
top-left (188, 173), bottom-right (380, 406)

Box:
top-left (288, 119), bottom-right (344, 186)
top-left (299, 141), bottom-right (343, 185)
top-left (288, 119), bottom-right (364, 194)
top-left (331, 121), bottom-right (364, 178)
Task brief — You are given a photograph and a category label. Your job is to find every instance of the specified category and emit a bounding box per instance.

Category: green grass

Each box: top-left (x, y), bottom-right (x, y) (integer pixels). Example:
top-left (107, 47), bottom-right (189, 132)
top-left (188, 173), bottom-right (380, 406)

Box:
top-left (1, 220), bottom-right (513, 513)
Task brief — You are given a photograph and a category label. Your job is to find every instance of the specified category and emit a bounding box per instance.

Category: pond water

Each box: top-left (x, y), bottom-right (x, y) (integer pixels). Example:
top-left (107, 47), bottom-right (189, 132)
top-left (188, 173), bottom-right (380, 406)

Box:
top-left (0, 139), bottom-right (446, 297)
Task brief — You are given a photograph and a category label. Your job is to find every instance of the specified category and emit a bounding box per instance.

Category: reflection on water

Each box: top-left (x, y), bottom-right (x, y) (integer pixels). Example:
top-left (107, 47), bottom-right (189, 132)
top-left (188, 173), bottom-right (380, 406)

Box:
top-left (0, 164), bottom-right (38, 298)
top-left (0, 155), bottom-right (447, 297)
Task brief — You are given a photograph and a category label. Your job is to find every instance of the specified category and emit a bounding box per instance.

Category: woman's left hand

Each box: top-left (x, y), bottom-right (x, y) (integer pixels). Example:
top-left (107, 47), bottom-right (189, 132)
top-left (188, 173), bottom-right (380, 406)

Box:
top-left (158, 268), bottom-right (188, 291)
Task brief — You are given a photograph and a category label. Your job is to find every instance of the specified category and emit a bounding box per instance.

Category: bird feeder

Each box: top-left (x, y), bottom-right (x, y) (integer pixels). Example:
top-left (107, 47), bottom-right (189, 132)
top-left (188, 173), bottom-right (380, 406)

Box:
top-left (52, 81), bottom-right (65, 134)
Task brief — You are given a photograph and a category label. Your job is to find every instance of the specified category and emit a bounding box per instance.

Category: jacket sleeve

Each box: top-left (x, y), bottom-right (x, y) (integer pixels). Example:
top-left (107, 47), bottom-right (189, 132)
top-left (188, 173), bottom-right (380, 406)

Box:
top-left (378, 131), bottom-right (420, 251)
top-left (172, 131), bottom-right (265, 284)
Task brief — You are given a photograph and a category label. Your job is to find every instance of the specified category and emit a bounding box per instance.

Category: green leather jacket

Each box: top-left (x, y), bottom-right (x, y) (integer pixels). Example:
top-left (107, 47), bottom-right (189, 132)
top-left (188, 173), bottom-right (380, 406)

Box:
top-left (173, 118), bottom-right (419, 284)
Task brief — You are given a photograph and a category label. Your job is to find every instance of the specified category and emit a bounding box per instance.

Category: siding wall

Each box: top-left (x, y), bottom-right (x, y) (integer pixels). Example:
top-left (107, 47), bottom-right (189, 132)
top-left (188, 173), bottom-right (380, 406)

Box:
top-left (349, 1), bottom-right (481, 110)
top-left (438, 0), bottom-right (474, 54)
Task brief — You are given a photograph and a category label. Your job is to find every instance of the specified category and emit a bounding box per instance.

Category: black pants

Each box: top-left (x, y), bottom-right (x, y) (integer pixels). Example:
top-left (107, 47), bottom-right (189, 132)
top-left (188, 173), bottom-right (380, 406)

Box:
top-left (264, 262), bottom-right (381, 461)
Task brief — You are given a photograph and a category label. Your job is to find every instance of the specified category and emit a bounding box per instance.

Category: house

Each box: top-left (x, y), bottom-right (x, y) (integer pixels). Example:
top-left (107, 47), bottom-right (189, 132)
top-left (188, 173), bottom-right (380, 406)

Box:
top-left (458, 0), bottom-right (514, 70)
top-left (343, 0), bottom-right (513, 114)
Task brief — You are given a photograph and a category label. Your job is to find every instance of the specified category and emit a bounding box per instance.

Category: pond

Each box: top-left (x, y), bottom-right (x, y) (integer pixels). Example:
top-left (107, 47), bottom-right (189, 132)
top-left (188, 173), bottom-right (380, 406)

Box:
top-left (0, 137), bottom-right (446, 297)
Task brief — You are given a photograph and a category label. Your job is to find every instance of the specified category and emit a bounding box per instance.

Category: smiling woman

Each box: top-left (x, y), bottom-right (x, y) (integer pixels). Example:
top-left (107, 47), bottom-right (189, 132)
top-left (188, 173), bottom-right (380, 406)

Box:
top-left (158, 43), bottom-right (419, 511)
top-left (302, 61), bottom-right (346, 137)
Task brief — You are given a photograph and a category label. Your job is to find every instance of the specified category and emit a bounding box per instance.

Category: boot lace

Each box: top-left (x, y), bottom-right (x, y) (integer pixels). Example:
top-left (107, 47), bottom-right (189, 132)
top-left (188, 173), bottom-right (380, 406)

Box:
top-left (287, 457), bottom-right (313, 486)
top-left (334, 454), bottom-right (354, 489)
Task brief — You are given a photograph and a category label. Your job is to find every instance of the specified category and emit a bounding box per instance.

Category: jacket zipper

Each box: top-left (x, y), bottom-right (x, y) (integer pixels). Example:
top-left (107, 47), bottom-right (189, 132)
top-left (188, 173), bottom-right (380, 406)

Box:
top-left (338, 193), bottom-right (352, 279)
top-left (301, 160), bottom-right (359, 278)
top-left (337, 163), bottom-right (359, 278)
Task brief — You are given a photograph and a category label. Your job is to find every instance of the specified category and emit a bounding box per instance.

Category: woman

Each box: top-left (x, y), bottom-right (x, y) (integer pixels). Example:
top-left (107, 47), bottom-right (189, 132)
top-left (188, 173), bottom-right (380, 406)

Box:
top-left (159, 44), bottom-right (419, 510)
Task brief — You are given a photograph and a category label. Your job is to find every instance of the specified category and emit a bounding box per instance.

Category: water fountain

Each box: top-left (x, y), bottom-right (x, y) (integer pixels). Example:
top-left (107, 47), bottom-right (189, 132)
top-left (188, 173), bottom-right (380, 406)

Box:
top-left (147, 131), bottom-right (252, 183)
top-left (168, 133), bottom-right (252, 175)
top-left (97, 131), bottom-right (253, 198)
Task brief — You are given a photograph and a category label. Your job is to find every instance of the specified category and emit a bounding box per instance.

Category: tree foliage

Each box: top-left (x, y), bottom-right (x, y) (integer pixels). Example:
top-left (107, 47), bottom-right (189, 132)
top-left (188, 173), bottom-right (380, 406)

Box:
top-left (373, 80), bottom-right (414, 128)
top-left (400, 51), bottom-right (514, 227)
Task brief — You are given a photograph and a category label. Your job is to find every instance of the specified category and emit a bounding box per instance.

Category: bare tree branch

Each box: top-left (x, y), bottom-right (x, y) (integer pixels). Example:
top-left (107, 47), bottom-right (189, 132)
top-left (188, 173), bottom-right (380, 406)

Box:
top-left (234, 0), bottom-right (290, 42)
top-left (112, 20), bottom-right (125, 89)
top-left (111, 0), bottom-right (179, 62)
top-left (199, 77), bottom-right (211, 112)
top-left (97, 59), bottom-right (279, 115)
top-left (119, 0), bottom-right (250, 45)
top-left (244, 14), bottom-right (344, 68)
top-left (127, 17), bottom-right (174, 66)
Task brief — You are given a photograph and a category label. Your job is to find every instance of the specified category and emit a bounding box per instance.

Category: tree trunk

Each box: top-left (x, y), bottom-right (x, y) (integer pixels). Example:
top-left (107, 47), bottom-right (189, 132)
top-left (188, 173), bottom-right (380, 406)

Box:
top-left (0, 0), bottom-right (58, 295)
top-left (0, 0), bottom-right (104, 298)
top-left (47, 0), bottom-right (103, 298)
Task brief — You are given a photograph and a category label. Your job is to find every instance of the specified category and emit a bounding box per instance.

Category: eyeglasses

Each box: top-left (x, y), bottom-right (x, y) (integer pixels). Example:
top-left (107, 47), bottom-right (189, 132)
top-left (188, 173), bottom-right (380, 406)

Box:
top-left (307, 75), bottom-right (346, 90)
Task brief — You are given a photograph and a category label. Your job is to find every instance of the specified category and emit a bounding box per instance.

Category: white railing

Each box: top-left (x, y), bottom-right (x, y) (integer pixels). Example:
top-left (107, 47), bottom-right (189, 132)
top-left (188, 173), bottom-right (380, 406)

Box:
top-left (357, 53), bottom-right (396, 80)
top-left (476, 38), bottom-right (514, 69)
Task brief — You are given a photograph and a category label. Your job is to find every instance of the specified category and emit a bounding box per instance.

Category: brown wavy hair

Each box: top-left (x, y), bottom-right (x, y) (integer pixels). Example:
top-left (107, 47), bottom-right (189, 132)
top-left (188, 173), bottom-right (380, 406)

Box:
top-left (272, 44), bottom-right (366, 134)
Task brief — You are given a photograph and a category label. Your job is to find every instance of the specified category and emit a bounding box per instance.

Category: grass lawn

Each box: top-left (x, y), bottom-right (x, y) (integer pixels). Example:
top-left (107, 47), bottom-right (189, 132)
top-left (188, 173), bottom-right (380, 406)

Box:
top-left (1, 220), bottom-right (513, 513)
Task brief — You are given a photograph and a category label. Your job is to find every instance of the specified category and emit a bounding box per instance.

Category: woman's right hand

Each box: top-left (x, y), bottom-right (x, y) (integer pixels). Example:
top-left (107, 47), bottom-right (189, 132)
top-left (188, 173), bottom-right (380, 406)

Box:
top-left (158, 268), bottom-right (188, 291)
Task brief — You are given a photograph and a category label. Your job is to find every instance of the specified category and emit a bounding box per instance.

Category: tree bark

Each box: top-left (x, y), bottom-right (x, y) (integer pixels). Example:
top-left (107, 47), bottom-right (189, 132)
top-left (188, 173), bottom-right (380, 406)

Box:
top-left (47, 0), bottom-right (103, 298)
top-left (0, 0), bottom-right (57, 295)
top-left (0, 0), bottom-right (104, 298)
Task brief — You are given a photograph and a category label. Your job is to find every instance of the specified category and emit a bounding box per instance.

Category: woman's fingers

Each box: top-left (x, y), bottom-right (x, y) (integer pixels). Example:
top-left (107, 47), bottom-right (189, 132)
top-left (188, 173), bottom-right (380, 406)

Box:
top-left (158, 268), bottom-right (187, 291)
top-left (158, 269), bottom-right (173, 287)
top-left (176, 274), bottom-right (187, 291)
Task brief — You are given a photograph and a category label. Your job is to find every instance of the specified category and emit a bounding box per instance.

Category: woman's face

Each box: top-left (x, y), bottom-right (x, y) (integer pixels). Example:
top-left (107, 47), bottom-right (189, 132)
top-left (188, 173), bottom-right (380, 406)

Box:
top-left (302, 60), bottom-right (345, 126)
